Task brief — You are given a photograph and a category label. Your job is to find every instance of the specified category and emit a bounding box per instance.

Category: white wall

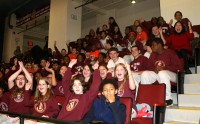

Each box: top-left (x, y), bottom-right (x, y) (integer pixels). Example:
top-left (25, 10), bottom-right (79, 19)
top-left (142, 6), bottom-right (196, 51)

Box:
top-left (160, 0), bottom-right (200, 26)
top-left (2, 14), bottom-right (24, 62)
top-left (81, 0), bottom-right (160, 37)
top-left (49, 0), bottom-right (82, 51)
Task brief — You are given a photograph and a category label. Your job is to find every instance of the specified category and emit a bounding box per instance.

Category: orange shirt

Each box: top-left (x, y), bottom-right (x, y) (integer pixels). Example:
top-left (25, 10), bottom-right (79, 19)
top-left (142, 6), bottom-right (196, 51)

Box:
top-left (90, 50), bottom-right (99, 60)
top-left (136, 31), bottom-right (148, 44)
top-left (68, 54), bottom-right (78, 60)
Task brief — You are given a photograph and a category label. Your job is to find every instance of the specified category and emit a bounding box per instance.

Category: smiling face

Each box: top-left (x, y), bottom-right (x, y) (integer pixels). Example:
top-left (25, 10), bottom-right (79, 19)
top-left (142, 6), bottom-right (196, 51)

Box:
top-left (175, 11), bottom-right (182, 21)
top-left (131, 47), bottom-right (140, 58)
top-left (72, 80), bottom-right (83, 94)
top-left (83, 65), bottom-right (92, 78)
top-left (115, 64), bottom-right (127, 81)
top-left (59, 66), bottom-right (67, 77)
top-left (99, 65), bottom-right (108, 80)
top-left (175, 22), bottom-right (183, 33)
top-left (152, 26), bottom-right (160, 37)
top-left (38, 80), bottom-right (48, 95)
top-left (109, 51), bottom-right (119, 62)
top-left (16, 75), bottom-right (26, 89)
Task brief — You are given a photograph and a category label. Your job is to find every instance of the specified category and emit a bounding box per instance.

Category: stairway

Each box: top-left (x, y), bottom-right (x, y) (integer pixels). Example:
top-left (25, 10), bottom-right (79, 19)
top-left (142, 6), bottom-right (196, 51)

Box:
top-left (164, 66), bottom-right (200, 124)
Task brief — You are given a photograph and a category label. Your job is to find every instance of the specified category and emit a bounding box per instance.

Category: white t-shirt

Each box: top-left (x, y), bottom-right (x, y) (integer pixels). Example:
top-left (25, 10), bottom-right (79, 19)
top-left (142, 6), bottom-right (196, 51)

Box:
top-left (100, 36), bottom-right (109, 48)
top-left (107, 57), bottom-right (126, 69)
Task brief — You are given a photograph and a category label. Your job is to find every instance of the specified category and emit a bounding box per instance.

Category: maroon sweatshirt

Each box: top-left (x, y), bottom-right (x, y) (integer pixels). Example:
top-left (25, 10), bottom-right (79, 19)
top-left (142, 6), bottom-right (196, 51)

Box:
top-left (72, 61), bottom-right (84, 75)
top-left (130, 55), bottom-right (148, 71)
top-left (0, 92), bottom-right (10, 111)
top-left (53, 81), bottom-right (64, 96)
top-left (57, 68), bottom-right (101, 121)
top-left (147, 49), bottom-right (182, 72)
top-left (8, 87), bottom-right (31, 114)
top-left (24, 91), bottom-right (60, 118)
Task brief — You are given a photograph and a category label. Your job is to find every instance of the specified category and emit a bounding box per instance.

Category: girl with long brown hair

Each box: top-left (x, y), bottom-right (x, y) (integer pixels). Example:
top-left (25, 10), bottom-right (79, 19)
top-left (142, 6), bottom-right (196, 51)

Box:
top-left (114, 63), bottom-right (137, 118)
top-left (25, 77), bottom-right (59, 118)
top-left (8, 61), bottom-right (33, 114)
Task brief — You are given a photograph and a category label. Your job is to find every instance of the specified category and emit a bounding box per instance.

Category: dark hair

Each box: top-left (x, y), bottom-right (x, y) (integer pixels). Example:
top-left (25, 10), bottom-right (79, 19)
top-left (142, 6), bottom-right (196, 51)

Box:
top-left (100, 31), bottom-right (107, 35)
top-left (77, 53), bottom-right (86, 61)
top-left (174, 11), bottom-right (182, 17)
top-left (108, 47), bottom-right (118, 53)
top-left (98, 52), bottom-right (106, 59)
top-left (145, 40), bottom-right (152, 47)
top-left (131, 45), bottom-right (140, 51)
top-left (174, 21), bottom-right (185, 34)
top-left (71, 46), bottom-right (77, 50)
top-left (83, 63), bottom-right (94, 90)
top-left (99, 64), bottom-right (108, 70)
top-left (61, 49), bottom-right (66, 52)
top-left (69, 75), bottom-right (87, 93)
top-left (106, 39), bottom-right (114, 46)
top-left (125, 26), bottom-right (131, 30)
top-left (151, 25), bottom-right (160, 31)
top-left (109, 17), bottom-right (114, 20)
top-left (151, 38), bottom-right (164, 47)
top-left (99, 78), bottom-right (118, 92)
top-left (136, 25), bottom-right (143, 29)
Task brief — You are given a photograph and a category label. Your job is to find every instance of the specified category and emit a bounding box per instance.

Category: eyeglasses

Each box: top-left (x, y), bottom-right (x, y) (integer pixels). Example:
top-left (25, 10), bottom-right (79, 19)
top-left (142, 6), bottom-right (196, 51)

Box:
top-left (16, 78), bottom-right (25, 81)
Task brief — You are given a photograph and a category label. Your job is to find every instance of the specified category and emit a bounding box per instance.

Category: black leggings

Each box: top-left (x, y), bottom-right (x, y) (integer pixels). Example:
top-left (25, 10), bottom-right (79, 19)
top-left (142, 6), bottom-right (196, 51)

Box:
top-left (175, 49), bottom-right (192, 71)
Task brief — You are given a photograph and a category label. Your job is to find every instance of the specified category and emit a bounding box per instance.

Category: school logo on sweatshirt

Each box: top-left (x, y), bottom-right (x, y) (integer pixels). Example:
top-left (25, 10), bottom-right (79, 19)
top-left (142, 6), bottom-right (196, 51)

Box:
top-left (117, 89), bottom-right (124, 97)
top-left (35, 102), bottom-right (47, 113)
top-left (14, 93), bottom-right (24, 103)
top-left (59, 86), bottom-right (64, 94)
top-left (66, 99), bottom-right (79, 111)
top-left (0, 102), bottom-right (8, 111)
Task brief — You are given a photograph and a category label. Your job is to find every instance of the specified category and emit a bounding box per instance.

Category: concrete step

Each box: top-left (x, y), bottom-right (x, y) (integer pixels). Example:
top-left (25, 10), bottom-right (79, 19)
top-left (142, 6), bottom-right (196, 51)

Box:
top-left (172, 93), bottom-right (177, 105)
top-left (184, 82), bottom-right (200, 94)
top-left (164, 121), bottom-right (198, 124)
top-left (165, 106), bottom-right (200, 123)
top-left (178, 94), bottom-right (200, 107)
top-left (190, 66), bottom-right (200, 74)
top-left (184, 74), bottom-right (200, 83)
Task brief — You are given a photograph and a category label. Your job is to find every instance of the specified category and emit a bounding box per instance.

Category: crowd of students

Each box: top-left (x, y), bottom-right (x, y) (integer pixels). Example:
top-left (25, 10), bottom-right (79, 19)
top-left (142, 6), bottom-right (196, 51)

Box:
top-left (0, 10), bottom-right (199, 123)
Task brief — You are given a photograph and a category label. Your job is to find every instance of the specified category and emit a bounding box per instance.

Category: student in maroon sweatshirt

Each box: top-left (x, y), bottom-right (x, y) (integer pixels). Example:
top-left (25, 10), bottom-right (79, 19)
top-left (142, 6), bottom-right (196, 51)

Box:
top-left (0, 87), bottom-right (9, 111)
top-left (25, 77), bottom-right (60, 118)
top-left (72, 53), bottom-right (86, 75)
top-left (114, 63), bottom-right (137, 117)
top-left (8, 61), bottom-right (33, 114)
top-left (52, 64), bottom-right (68, 97)
top-left (130, 45), bottom-right (148, 84)
top-left (140, 38), bottom-right (183, 106)
top-left (57, 59), bottom-right (101, 121)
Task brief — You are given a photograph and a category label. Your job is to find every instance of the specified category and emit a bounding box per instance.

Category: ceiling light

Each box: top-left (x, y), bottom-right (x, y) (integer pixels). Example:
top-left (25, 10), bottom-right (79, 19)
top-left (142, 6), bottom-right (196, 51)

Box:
top-left (131, 0), bottom-right (136, 4)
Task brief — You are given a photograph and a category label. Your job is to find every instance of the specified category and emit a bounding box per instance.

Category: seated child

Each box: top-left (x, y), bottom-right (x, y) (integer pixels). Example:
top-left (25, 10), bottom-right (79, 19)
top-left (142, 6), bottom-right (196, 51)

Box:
top-left (83, 78), bottom-right (126, 124)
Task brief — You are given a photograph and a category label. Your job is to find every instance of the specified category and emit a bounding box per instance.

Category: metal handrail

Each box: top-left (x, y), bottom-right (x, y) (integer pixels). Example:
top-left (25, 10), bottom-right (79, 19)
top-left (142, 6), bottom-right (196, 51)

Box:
top-left (0, 111), bottom-right (82, 124)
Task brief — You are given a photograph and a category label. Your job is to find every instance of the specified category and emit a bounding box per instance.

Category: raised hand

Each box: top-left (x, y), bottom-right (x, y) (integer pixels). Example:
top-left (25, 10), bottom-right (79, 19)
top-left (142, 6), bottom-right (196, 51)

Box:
top-left (25, 81), bottom-right (32, 91)
top-left (125, 63), bottom-right (130, 70)
top-left (69, 59), bottom-right (77, 68)
top-left (158, 27), bottom-right (163, 34)
top-left (188, 22), bottom-right (192, 29)
top-left (169, 19), bottom-right (173, 27)
top-left (54, 41), bottom-right (57, 47)
top-left (18, 61), bottom-right (25, 70)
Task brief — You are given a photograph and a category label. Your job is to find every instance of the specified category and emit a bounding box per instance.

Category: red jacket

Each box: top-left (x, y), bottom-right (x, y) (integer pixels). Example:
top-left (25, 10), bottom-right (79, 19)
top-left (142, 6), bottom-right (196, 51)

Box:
top-left (166, 32), bottom-right (194, 52)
